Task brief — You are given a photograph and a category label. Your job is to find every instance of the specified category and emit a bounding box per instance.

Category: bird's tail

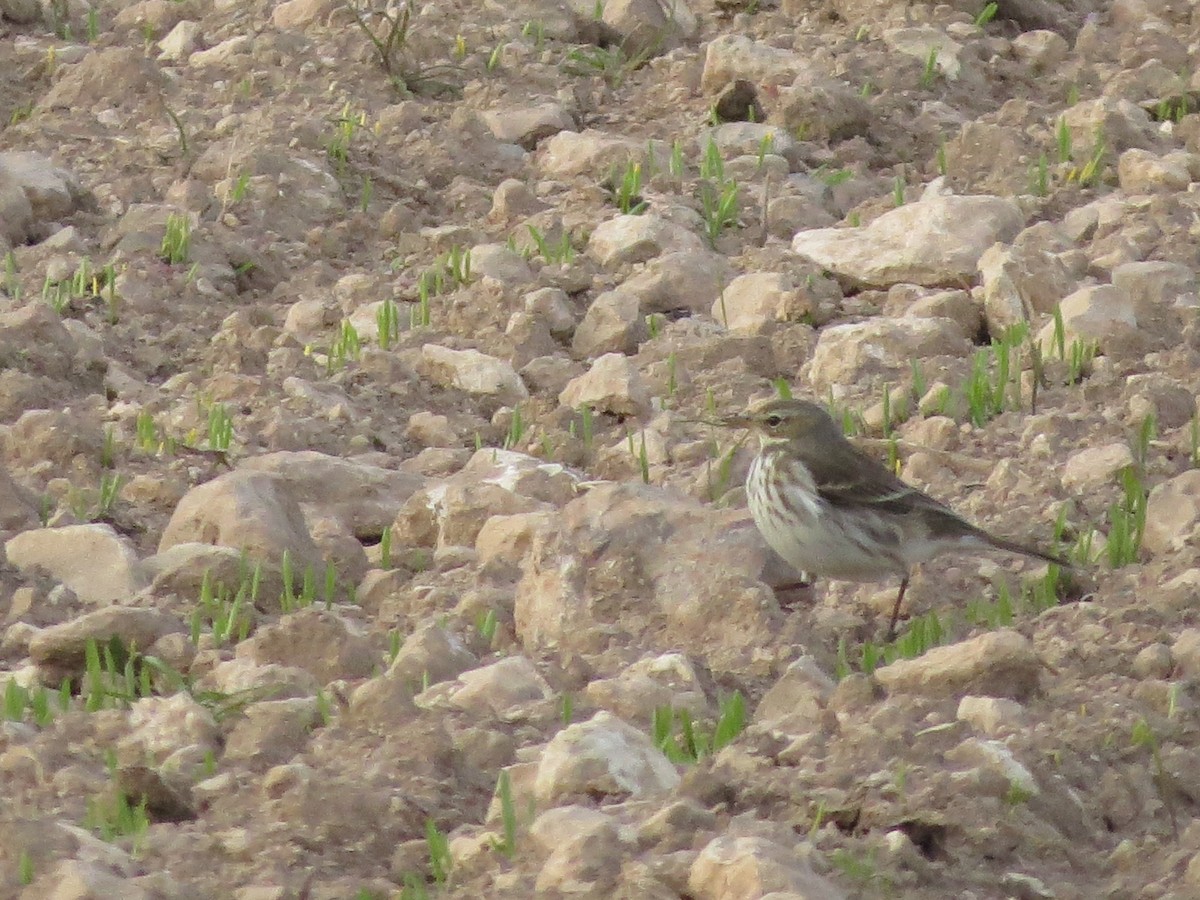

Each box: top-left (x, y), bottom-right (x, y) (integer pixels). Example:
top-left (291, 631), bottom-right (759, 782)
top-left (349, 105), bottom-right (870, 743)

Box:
top-left (984, 533), bottom-right (1074, 569)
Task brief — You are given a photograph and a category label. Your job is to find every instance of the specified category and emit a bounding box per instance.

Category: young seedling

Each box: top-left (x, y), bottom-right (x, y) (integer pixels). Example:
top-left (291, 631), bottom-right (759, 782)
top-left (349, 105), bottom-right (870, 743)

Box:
top-left (1055, 117), bottom-right (1072, 163)
top-left (426, 819), bottom-right (452, 885)
top-left (326, 320), bottom-right (362, 373)
top-left (1133, 412), bottom-right (1157, 469)
top-left (610, 160), bottom-right (647, 214)
top-left (85, 792), bottom-right (149, 850)
top-left (489, 770), bottom-right (519, 859)
top-left (652, 692), bottom-right (747, 763)
top-left (476, 608), bottom-right (499, 643)
top-left (1106, 467), bottom-right (1147, 568)
top-left (160, 213), bottom-right (191, 265)
top-left (1131, 718), bottom-right (1179, 838)
top-left (206, 402), bottom-right (234, 451)
top-left (973, 2), bottom-right (998, 26)
top-left (376, 295), bottom-right (400, 349)
top-left (920, 47), bottom-right (939, 89)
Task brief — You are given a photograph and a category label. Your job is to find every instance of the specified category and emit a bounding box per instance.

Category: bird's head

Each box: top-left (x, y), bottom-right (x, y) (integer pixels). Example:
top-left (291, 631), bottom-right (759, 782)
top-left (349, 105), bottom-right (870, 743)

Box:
top-left (722, 397), bottom-right (844, 448)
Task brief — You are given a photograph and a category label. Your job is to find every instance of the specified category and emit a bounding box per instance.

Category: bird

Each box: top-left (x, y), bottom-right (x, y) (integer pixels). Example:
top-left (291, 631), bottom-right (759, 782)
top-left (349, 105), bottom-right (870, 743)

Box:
top-left (722, 396), bottom-right (1072, 638)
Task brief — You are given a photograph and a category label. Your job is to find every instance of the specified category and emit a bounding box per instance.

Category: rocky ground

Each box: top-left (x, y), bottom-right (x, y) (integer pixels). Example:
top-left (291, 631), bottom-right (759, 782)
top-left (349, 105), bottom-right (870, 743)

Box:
top-left (1, 0), bottom-right (1200, 896)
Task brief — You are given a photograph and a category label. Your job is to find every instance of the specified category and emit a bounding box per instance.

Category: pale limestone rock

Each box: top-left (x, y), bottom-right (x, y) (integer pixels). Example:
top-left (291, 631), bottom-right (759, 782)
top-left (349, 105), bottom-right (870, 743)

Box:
top-left (573, 290), bottom-right (645, 356)
top-left (585, 652), bottom-right (710, 723)
top-left (30, 608), bottom-right (187, 670)
top-left (531, 805), bottom-right (624, 894)
top-left (1011, 30), bottom-right (1069, 69)
top-left (189, 35), bottom-right (253, 66)
top-left (714, 272), bottom-right (813, 334)
top-left (1061, 97), bottom-right (1155, 156)
top-left (6, 524), bottom-right (147, 605)
top-left (946, 737), bottom-right (1040, 796)
top-left (688, 835), bottom-right (845, 900)
top-left (1060, 443), bottom-right (1135, 494)
top-left (1144, 471), bottom-right (1200, 556)
top-left (767, 194), bottom-right (837, 237)
top-left (515, 483), bottom-right (782, 664)
top-left (223, 697), bottom-right (321, 765)
top-left (0, 0), bottom-right (40, 23)
top-left (538, 130), bottom-right (660, 178)
top-left (0, 151), bottom-right (87, 225)
top-left (198, 659), bottom-right (318, 708)
top-left (405, 411), bottom-right (460, 448)
top-left (481, 103), bottom-right (573, 149)
top-left (145, 543), bottom-right (283, 608)
top-left (283, 296), bottom-right (338, 340)
top-left (0, 171), bottom-right (32, 248)
top-left (622, 248), bottom-right (734, 315)
top-left (1171, 629), bottom-right (1200, 678)
top-left (157, 20), bottom-right (201, 61)
top-left (236, 608), bottom-right (377, 683)
top-left (522, 355), bottom-right (585, 395)
top-left (978, 241), bottom-right (1074, 333)
top-left (419, 344), bottom-right (529, 405)
top-left (772, 69), bottom-right (871, 141)
top-left (1117, 148), bottom-right (1193, 193)
top-left (271, 0), bottom-right (338, 28)
top-left (956, 695), bottom-right (1026, 735)
top-left (430, 655), bottom-right (554, 715)
top-left (491, 178), bottom-right (544, 219)
top-left (159, 471), bottom-right (324, 571)
top-left (0, 464), bottom-right (39, 531)
top-left (1112, 260), bottom-right (1198, 311)
top-left (1156, 569), bottom-right (1200, 613)
top-left (558, 352), bottom-right (651, 416)
top-left (596, 0), bottom-right (697, 58)
top-left (805, 317), bottom-right (970, 395)
top-left (901, 288), bottom-right (981, 340)
top-left (475, 511), bottom-right (555, 570)
top-left (793, 188), bottom-right (1023, 288)
top-left (1131, 644), bottom-right (1173, 680)
top-left (1034, 284), bottom-right (1138, 354)
top-left (882, 27), bottom-right (963, 79)
top-left (0, 304), bottom-right (85, 381)
top-left (387, 620), bottom-right (477, 688)
top-left (588, 214), bottom-right (704, 269)
top-left (239, 450), bottom-right (423, 536)
top-left (523, 287), bottom-right (577, 338)
top-left (701, 35), bottom-right (806, 94)
top-left (702, 123), bottom-right (798, 164)
top-left (874, 630), bottom-right (1041, 700)
top-left (391, 449), bottom-right (573, 550)
top-left (28, 860), bottom-right (150, 900)
top-left (467, 243), bottom-right (536, 285)
top-left (754, 656), bottom-right (834, 737)
top-left (119, 694), bottom-right (221, 764)
top-left (505, 310), bottom-right (560, 368)
top-left (44, 47), bottom-right (166, 110)
top-left (534, 711), bottom-right (680, 803)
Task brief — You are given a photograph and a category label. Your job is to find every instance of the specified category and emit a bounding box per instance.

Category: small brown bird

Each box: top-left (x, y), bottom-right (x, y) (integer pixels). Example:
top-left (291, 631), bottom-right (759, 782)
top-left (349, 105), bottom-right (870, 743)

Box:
top-left (723, 397), bottom-right (1071, 637)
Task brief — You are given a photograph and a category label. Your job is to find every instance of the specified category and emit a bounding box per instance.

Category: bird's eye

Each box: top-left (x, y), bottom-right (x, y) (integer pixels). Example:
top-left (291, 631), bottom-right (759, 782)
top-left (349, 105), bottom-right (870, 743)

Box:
top-left (764, 414), bottom-right (783, 427)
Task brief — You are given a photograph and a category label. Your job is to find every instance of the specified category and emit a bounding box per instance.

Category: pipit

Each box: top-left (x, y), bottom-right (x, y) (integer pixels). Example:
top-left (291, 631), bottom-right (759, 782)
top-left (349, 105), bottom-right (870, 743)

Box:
top-left (723, 396), bottom-right (1071, 637)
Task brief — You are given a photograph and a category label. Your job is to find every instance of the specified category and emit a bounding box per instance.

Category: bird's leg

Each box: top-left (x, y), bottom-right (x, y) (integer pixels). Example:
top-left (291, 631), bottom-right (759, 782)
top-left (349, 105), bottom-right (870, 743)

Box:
top-left (886, 576), bottom-right (910, 641)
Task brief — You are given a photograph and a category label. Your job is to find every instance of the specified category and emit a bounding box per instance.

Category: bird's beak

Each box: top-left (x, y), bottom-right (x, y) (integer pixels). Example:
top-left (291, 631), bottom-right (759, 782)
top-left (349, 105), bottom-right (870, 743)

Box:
top-left (717, 413), bottom-right (754, 430)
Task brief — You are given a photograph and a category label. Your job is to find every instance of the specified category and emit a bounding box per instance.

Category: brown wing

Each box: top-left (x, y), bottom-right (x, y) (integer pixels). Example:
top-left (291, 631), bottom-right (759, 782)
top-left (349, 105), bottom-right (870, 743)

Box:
top-left (804, 438), bottom-right (976, 540)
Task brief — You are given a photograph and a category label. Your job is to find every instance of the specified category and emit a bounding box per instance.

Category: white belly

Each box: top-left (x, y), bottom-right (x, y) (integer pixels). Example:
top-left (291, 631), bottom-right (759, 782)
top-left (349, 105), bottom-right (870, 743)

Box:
top-left (746, 453), bottom-right (905, 580)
